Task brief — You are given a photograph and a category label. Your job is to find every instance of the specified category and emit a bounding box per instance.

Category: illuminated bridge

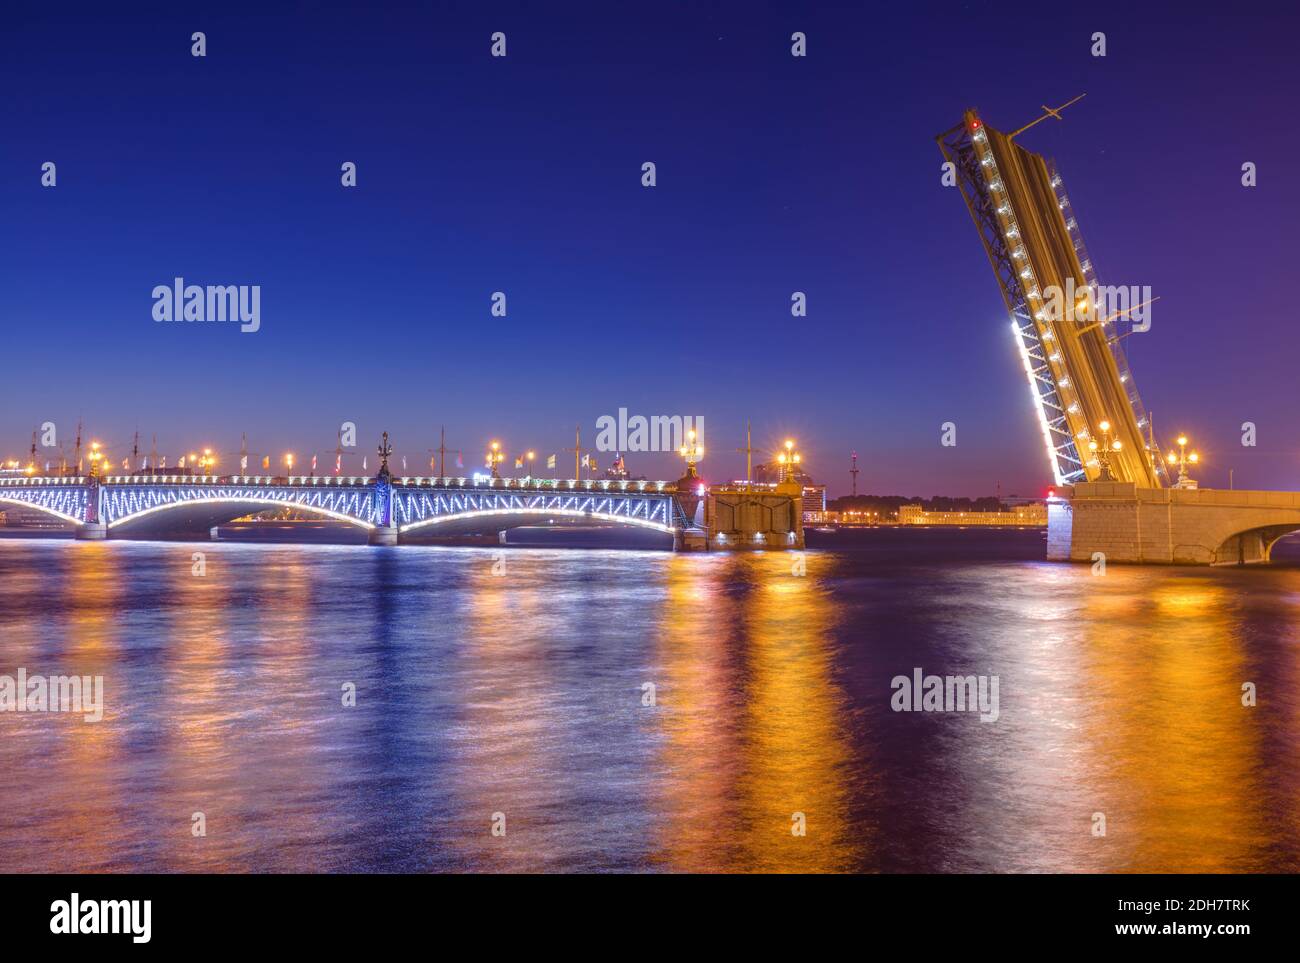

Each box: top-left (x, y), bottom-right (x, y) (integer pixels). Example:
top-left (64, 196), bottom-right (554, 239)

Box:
top-left (941, 106), bottom-right (1300, 564)
top-left (0, 444), bottom-right (804, 551)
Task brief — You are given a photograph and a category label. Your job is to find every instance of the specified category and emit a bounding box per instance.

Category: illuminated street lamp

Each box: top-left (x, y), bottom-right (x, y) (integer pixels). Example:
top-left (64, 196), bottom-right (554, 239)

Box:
top-left (284, 452), bottom-right (295, 478)
top-left (87, 441), bottom-right (104, 478)
top-left (776, 438), bottom-right (802, 484)
top-left (1088, 420), bottom-right (1122, 482)
top-left (487, 440), bottom-right (505, 479)
top-left (526, 450), bottom-right (536, 478)
top-left (678, 429), bottom-right (704, 479)
top-left (1166, 434), bottom-right (1200, 489)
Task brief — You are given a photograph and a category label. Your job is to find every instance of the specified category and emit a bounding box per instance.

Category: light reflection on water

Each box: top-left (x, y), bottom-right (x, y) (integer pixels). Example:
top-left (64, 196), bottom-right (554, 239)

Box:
top-left (0, 531), bottom-right (1297, 873)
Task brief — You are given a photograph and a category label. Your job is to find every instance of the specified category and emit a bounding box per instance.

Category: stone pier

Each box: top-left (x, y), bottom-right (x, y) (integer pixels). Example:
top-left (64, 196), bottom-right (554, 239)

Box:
top-left (677, 484), bottom-right (805, 552)
top-left (1048, 482), bottom-right (1300, 566)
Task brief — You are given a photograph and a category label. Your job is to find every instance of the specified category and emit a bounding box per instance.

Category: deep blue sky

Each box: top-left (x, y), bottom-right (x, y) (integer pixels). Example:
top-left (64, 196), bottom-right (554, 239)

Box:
top-left (4, 1), bottom-right (1298, 496)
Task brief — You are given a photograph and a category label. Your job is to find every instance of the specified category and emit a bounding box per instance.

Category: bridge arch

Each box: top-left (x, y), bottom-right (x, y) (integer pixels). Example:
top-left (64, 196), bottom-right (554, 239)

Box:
top-left (1211, 522), bottom-right (1300, 566)
top-left (108, 497), bottom-right (374, 537)
top-left (399, 506), bottom-right (676, 537)
top-left (0, 494), bottom-right (82, 526)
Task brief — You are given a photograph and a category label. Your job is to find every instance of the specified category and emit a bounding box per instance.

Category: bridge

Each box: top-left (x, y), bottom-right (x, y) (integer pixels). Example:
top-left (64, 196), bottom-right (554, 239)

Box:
top-left (941, 106), bottom-right (1300, 564)
top-left (0, 441), bottom-right (804, 551)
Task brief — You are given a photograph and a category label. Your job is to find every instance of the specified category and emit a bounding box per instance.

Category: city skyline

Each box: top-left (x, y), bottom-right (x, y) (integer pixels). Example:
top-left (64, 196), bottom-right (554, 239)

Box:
top-left (4, 4), bottom-right (1298, 497)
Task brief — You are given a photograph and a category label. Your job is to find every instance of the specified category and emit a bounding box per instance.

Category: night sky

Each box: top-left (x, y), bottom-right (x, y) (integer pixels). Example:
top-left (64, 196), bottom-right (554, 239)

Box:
top-left (4, 1), bottom-right (1298, 496)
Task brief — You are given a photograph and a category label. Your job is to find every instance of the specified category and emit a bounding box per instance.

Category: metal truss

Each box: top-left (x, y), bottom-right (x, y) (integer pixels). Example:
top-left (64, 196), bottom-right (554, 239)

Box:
top-left (939, 118), bottom-right (1085, 486)
top-left (100, 484), bottom-right (378, 527)
top-left (0, 485), bottom-right (89, 524)
top-left (1, 478), bottom-right (690, 534)
top-left (394, 488), bottom-right (682, 533)
top-left (1047, 162), bottom-right (1168, 482)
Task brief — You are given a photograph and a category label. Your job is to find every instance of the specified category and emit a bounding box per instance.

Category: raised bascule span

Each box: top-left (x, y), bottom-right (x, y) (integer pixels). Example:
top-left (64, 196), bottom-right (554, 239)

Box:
top-left (941, 106), bottom-right (1300, 564)
top-left (938, 106), bottom-right (1163, 489)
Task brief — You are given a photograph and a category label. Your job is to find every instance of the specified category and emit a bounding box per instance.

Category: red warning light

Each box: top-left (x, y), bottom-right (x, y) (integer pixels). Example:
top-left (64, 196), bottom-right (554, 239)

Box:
top-left (970, 118), bottom-right (982, 131)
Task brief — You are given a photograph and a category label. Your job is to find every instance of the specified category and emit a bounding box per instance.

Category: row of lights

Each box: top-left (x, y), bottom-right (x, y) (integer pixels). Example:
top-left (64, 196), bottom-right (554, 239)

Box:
top-left (15, 434), bottom-right (807, 486)
top-left (972, 122), bottom-right (1086, 480)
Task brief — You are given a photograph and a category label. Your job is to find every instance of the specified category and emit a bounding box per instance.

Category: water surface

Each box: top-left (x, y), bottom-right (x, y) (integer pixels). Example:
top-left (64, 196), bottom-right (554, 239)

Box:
top-left (1, 529), bottom-right (1297, 872)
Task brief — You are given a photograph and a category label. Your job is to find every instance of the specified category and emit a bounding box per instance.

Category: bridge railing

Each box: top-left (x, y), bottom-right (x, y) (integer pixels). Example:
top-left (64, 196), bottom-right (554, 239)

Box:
top-left (2, 474), bottom-right (679, 493)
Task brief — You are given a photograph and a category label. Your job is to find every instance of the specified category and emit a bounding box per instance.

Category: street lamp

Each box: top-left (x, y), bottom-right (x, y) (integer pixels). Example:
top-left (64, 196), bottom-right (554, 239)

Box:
top-left (87, 442), bottom-right (104, 478)
top-left (487, 440), bottom-right (505, 479)
top-left (776, 438), bottom-right (802, 484)
top-left (1166, 434), bottom-right (1200, 488)
top-left (678, 429), bottom-right (704, 479)
top-left (285, 452), bottom-right (294, 478)
top-left (526, 450), bottom-right (535, 479)
top-left (1087, 420), bottom-right (1122, 481)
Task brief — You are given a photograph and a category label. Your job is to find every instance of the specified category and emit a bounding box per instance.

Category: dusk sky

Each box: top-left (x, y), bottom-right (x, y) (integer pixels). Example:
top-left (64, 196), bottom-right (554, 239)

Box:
top-left (4, 1), bottom-right (1298, 496)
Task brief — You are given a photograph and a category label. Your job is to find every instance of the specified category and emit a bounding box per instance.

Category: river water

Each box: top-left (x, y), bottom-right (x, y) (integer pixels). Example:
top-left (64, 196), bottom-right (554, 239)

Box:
top-left (1, 529), bottom-right (1297, 873)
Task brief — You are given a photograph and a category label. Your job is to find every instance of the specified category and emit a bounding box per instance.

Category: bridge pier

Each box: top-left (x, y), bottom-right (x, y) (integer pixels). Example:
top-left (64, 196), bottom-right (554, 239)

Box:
top-left (674, 528), bottom-right (709, 552)
top-left (74, 522), bottom-right (108, 540)
top-left (665, 486), bottom-right (806, 551)
top-left (1049, 482), bottom-right (1300, 566)
top-left (368, 525), bottom-right (398, 546)
top-left (698, 485), bottom-right (804, 551)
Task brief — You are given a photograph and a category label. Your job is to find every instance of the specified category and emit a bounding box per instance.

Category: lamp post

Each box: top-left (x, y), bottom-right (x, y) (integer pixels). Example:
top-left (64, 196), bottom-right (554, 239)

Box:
top-left (1166, 434), bottom-right (1200, 489)
top-left (1087, 420), bottom-right (1122, 482)
top-left (284, 452), bottom-right (294, 479)
top-left (487, 441), bottom-right (504, 479)
top-left (678, 429), bottom-right (704, 479)
top-left (87, 442), bottom-right (104, 478)
top-left (526, 450), bottom-right (535, 480)
top-left (777, 439), bottom-right (801, 484)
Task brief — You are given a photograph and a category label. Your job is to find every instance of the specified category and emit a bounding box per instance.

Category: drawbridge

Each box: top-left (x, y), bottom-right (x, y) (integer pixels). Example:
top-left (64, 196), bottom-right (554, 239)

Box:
top-left (938, 106), bottom-right (1166, 489)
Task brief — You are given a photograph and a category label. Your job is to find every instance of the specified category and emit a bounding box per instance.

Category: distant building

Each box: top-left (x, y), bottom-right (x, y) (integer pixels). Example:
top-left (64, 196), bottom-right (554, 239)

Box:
top-left (800, 485), bottom-right (826, 520)
top-left (603, 452), bottom-right (645, 481)
top-left (898, 503), bottom-right (1047, 526)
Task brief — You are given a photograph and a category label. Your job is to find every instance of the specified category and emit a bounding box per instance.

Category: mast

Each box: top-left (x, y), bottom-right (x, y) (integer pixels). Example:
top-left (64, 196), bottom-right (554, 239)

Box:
top-left (736, 419), bottom-right (755, 486)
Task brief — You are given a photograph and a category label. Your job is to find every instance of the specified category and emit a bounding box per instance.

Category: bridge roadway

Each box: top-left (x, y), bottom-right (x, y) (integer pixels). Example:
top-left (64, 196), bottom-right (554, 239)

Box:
top-left (0, 473), bottom-right (804, 551)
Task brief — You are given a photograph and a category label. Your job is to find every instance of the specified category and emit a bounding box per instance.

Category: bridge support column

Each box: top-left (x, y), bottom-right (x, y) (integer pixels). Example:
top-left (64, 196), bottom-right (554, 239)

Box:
top-left (1052, 482), bottom-right (1300, 566)
top-left (674, 528), bottom-right (709, 552)
top-left (368, 526), bottom-right (398, 546)
top-left (75, 522), bottom-right (108, 540)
